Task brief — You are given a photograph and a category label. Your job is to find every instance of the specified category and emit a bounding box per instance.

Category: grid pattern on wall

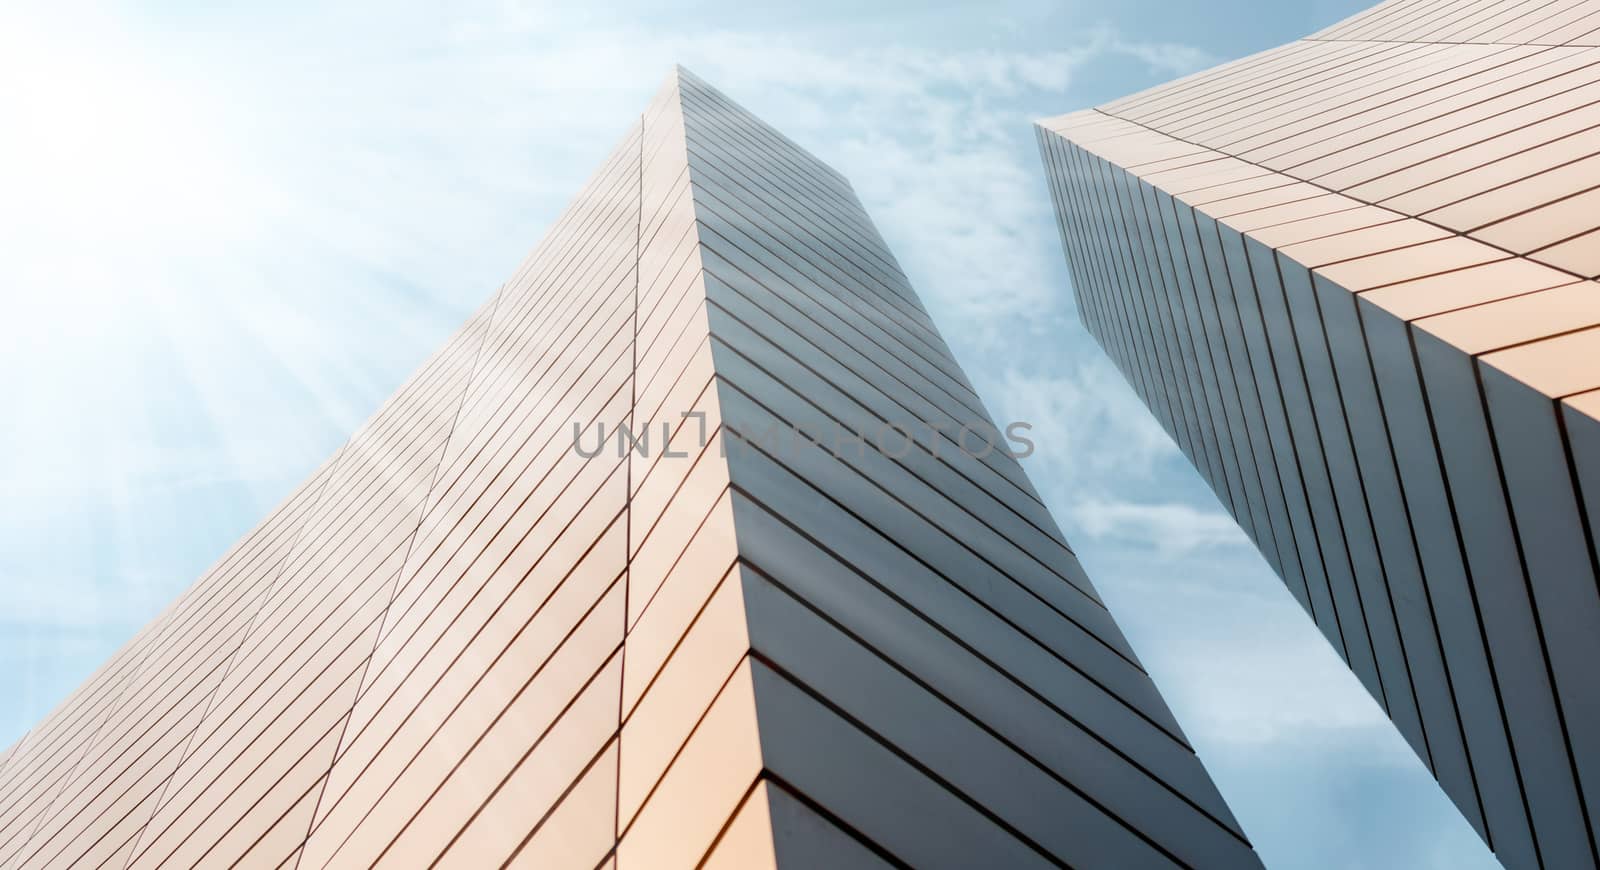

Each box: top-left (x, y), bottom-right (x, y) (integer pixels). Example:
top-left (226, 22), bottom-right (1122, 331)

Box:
top-left (1037, 2), bottom-right (1600, 868)
top-left (0, 68), bottom-right (1260, 869)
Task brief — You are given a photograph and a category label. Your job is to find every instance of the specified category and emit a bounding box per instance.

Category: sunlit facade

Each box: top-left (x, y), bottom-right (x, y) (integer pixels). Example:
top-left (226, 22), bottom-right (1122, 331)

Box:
top-left (0, 69), bottom-right (1258, 868)
top-left (1038, 2), bottom-right (1600, 868)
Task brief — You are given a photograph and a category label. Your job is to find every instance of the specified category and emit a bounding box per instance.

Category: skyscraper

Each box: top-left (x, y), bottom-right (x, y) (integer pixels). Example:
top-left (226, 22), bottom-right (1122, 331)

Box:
top-left (0, 68), bottom-right (1258, 869)
top-left (1037, 2), bottom-right (1600, 868)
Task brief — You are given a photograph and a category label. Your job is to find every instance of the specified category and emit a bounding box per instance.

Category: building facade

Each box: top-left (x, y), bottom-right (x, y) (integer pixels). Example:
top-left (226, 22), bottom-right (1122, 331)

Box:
top-left (1038, 2), bottom-right (1600, 868)
top-left (0, 69), bottom-right (1258, 868)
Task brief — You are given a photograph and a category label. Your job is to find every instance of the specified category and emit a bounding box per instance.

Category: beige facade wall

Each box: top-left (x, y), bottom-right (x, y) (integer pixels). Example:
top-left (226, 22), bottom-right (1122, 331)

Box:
top-left (1039, 3), bottom-right (1600, 867)
top-left (1, 67), bottom-right (1259, 869)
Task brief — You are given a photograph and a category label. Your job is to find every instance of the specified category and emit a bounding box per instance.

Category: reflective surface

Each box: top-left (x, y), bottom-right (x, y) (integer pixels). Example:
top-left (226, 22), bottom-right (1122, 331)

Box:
top-left (1039, 2), bottom-right (1600, 867)
top-left (0, 68), bottom-right (1258, 868)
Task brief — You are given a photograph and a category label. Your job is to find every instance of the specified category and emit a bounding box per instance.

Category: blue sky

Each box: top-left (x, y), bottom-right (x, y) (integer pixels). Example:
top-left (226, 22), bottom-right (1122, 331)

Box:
top-left (0, 1), bottom-right (1500, 867)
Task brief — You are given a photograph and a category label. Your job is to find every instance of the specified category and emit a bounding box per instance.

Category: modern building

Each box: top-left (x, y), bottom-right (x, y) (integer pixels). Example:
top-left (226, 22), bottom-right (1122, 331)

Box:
top-left (1037, 2), bottom-right (1600, 868)
top-left (0, 68), bottom-right (1258, 869)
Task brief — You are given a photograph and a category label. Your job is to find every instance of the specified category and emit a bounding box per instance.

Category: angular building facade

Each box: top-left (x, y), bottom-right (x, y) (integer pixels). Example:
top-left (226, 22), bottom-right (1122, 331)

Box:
top-left (1037, 2), bottom-right (1600, 868)
top-left (0, 69), bottom-right (1258, 868)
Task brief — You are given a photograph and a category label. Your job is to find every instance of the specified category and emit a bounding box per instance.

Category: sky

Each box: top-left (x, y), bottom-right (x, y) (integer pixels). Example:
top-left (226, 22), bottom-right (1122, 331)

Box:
top-left (0, 0), bottom-right (1502, 867)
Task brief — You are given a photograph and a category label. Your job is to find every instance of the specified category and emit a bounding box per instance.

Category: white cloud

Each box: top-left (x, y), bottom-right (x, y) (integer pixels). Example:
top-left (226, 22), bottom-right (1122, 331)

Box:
top-left (1156, 598), bottom-right (1401, 751)
top-left (1105, 36), bottom-right (1218, 78)
top-left (988, 359), bottom-right (1180, 484)
top-left (1069, 496), bottom-right (1247, 557)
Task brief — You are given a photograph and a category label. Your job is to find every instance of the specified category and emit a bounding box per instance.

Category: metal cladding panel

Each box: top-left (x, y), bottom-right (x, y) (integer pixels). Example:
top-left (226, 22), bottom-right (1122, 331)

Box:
top-left (1039, 2), bottom-right (1600, 867)
top-left (0, 68), bottom-right (1257, 869)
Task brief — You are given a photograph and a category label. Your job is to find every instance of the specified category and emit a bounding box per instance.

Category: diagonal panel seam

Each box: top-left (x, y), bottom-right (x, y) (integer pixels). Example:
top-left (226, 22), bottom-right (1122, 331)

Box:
top-left (292, 286), bottom-right (507, 870)
top-left (120, 445), bottom-right (349, 870)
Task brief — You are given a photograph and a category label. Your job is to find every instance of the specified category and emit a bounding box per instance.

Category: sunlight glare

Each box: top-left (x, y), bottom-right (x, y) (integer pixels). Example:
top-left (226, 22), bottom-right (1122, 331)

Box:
top-left (0, 10), bottom-right (263, 346)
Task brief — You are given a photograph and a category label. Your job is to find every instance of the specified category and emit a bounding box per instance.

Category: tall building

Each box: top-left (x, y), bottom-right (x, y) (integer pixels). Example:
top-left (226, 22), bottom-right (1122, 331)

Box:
top-left (0, 68), bottom-right (1258, 869)
top-left (1037, 2), bottom-right (1600, 868)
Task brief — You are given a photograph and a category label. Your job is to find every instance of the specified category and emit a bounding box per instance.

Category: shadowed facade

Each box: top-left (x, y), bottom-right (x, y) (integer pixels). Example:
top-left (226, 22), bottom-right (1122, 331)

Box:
top-left (1037, 2), bottom-right (1600, 868)
top-left (0, 69), bottom-right (1258, 868)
